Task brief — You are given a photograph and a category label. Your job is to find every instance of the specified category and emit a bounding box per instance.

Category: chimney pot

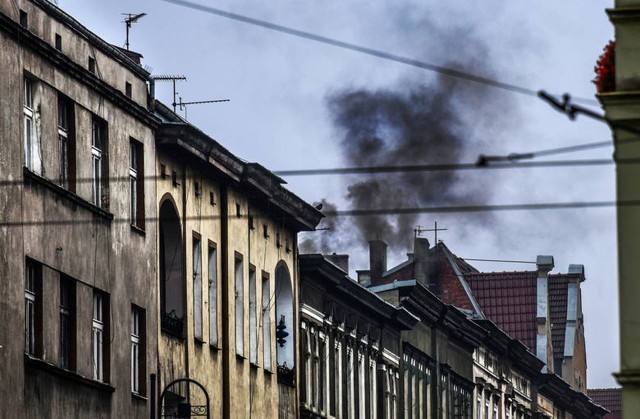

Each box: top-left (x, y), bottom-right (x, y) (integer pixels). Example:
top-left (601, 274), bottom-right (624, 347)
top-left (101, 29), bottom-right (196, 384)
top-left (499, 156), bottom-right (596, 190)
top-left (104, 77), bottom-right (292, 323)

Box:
top-left (369, 239), bottom-right (388, 285)
top-left (414, 237), bottom-right (431, 286)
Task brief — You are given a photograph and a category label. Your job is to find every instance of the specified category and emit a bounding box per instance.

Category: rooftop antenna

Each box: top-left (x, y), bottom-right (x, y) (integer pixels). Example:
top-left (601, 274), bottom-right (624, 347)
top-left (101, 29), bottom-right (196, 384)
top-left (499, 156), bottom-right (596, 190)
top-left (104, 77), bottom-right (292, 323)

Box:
top-left (416, 222), bottom-right (447, 245)
top-left (123, 13), bottom-right (147, 50)
top-left (178, 96), bottom-right (230, 120)
top-left (151, 75), bottom-right (187, 113)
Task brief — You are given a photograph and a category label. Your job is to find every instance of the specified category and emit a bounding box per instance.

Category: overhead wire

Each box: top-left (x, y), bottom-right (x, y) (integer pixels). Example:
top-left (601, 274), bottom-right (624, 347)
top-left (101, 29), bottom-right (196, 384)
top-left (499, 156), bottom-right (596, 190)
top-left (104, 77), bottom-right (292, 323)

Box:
top-left (3, 199), bottom-right (631, 227)
top-left (160, 0), bottom-right (598, 106)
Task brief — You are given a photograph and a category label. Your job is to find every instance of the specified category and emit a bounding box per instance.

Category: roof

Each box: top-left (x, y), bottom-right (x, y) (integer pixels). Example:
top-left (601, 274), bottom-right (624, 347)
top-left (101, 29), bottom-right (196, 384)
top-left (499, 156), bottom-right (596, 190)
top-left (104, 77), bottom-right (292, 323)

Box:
top-left (587, 388), bottom-right (621, 419)
top-left (549, 274), bottom-right (570, 358)
top-left (465, 271), bottom-right (538, 350)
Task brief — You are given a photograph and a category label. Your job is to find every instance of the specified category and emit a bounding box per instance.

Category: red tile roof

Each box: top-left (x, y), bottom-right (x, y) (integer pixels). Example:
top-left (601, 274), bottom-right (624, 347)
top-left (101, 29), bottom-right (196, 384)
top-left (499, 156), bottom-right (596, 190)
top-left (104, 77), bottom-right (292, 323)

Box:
top-left (549, 274), bottom-right (570, 358)
top-left (587, 388), bottom-right (621, 419)
top-left (464, 271), bottom-right (538, 351)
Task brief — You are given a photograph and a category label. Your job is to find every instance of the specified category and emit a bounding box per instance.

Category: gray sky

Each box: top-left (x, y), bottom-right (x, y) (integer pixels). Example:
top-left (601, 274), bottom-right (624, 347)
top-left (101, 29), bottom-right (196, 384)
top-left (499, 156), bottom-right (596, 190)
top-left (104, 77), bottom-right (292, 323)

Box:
top-left (59, 0), bottom-right (617, 387)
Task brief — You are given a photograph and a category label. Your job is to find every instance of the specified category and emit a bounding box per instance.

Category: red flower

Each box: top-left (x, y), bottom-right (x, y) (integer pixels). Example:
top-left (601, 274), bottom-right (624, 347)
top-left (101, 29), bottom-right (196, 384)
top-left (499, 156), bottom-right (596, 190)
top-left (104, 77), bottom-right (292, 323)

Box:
top-left (594, 41), bottom-right (615, 93)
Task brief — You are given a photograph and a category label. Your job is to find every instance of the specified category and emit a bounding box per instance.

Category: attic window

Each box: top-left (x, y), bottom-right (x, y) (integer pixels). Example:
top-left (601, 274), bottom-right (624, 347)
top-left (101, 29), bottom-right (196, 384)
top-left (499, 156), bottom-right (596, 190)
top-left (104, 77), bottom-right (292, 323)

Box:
top-left (276, 232), bottom-right (282, 248)
top-left (55, 33), bottom-right (62, 51)
top-left (125, 82), bottom-right (132, 98)
top-left (263, 225), bottom-right (269, 239)
top-left (194, 181), bottom-right (201, 197)
top-left (160, 164), bottom-right (167, 178)
top-left (248, 216), bottom-right (255, 230)
top-left (19, 10), bottom-right (27, 27)
top-left (236, 203), bottom-right (241, 218)
top-left (209, 192), bottom-right (215, 206)
top-left (88, 57), bottom-right (96, 74)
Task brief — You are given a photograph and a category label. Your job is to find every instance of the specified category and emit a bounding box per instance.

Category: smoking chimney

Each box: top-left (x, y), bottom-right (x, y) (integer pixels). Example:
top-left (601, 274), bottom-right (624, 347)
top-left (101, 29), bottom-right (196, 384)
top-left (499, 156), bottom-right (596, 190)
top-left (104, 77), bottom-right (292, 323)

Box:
top-left (369, 239), bottom-right (387, 285)
top-left (414, 236), bottom-right (431, 287)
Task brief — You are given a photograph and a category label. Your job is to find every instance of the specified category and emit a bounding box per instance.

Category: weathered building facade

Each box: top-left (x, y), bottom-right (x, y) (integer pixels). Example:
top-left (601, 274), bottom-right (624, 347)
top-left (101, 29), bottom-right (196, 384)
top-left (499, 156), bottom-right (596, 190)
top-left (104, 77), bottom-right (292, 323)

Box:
top-left (0, 0), bottom-right (159, 417)
top-left (154, 102), bottom-right (322, 418)
top-left (298, 253), bottom-right (417, 418)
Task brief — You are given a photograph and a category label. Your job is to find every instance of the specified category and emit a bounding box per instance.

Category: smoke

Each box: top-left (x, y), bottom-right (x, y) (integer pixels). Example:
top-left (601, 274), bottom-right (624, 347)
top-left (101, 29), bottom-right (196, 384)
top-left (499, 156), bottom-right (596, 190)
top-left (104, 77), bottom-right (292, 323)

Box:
top-left (303, 12), bottom-right (520, 259)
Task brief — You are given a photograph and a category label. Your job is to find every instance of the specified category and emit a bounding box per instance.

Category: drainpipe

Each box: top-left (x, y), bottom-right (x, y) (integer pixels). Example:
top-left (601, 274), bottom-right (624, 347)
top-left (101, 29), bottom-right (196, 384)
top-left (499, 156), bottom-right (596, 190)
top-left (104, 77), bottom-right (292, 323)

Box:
top-left (220, 185), bottom-right (230, 419)
top-left (182, 163), bottom-right (190, 394)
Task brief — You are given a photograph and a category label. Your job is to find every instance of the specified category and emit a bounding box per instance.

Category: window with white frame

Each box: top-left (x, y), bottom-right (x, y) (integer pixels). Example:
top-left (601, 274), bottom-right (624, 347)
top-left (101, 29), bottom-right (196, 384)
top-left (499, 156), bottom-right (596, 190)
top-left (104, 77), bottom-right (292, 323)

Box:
top-left (24, 77), bottom-right (41, 173)
top-left (129, 139), bottom-right (144, 227)
top-left (92, 291), bottom-right (108, 382)
top-left (59, 275), bottom-right (75, 370)
top-left (131, 306), bottom-right (145, 395)
top-left (208, 243), bottom-right (218, 347)
top-left (234, 254), bottom-right (244, 356)
top-left (91, 117), bottom-right (107, 208)
top-left (24, 259), bottom-right (41, 356)
top-left (249, 266), bottom-right (257, 364)
top-left (193, 235), bottom-right (203, 341)
top-left (58, 95), bottom-right (75, 189)
top-left (262, 273), bottom-right (271, 370)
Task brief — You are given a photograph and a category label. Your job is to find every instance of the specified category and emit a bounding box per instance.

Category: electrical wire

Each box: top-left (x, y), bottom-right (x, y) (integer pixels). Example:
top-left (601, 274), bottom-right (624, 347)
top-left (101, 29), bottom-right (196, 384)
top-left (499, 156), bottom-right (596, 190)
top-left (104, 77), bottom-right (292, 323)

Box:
top-left (160, 0), bottom-right (598, 105)
top-left (3, 199), bottom-right (630, 227)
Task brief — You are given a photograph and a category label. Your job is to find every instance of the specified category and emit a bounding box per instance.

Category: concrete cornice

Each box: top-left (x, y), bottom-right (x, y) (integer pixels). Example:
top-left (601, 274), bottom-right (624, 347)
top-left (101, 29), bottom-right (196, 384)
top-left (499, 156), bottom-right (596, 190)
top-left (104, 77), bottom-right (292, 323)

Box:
top-left (607, 6), bottom-right (640, 22)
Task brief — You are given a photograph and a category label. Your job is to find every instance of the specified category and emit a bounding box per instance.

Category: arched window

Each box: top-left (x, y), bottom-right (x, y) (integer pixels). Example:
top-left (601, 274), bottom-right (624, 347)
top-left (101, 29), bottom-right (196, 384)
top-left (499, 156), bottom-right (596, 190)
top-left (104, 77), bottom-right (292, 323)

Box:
top-left (159, 197), bottom-right (185, 337)
top-left (275, 263), bottom-right (294, 385)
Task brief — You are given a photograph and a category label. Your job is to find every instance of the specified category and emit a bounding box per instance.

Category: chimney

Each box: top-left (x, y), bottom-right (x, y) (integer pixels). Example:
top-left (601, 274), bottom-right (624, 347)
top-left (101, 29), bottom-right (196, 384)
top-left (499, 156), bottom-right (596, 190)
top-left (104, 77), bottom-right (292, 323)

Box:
top-left (357, 270), bottom-right (371, 287)
top-left (536, 255), bottom-right (554, 370)
top-left (369, 239), bottom-right (387, 285)
top-left (325, 253), bottom-right (349, 274)
top-left (414, 237), bottom-right (431, 287)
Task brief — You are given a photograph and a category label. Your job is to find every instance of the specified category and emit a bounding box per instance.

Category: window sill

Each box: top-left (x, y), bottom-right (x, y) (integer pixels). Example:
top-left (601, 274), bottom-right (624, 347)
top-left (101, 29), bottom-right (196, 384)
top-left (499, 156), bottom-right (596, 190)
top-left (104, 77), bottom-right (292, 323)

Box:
top-left (130, 224), bottom-right (146, 236)
top-left (23, 167), bottom-right (113, 222)
top-left (132, 392), bottom-right (148, 403)
top-left (25, 353), bottom-right (115, 393)
top-left (161, 328), bottom-right (185, 341)
top-left (209, 343), bottom-right (220, 352)
top-left (194, 337), bottom-right (204, 345)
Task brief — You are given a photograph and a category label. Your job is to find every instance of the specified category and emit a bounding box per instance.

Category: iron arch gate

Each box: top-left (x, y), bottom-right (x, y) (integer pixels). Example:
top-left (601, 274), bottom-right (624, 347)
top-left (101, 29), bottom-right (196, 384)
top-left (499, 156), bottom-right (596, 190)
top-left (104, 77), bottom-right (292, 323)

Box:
top-left (159, 378), bottom-right (210, 419)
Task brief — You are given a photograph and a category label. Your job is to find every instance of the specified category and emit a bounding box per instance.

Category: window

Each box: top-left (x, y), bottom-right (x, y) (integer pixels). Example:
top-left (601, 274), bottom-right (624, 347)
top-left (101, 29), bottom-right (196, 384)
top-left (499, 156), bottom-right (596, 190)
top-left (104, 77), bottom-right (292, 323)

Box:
top-left (235, 254), bottom-right (244, 356)
top-left (125, 82), bottom-right (132, 98)
top-left (262, 273), bottom-right (271, 370)
top-left (88, 57), bottom-right (96, 73)
top-left (131, 306), bottom-right (146, 395)
top-left (91, 117), bottom-right (108, 209)
top-left (208, 243), bottom-right (218, 346)
top-left (24, 77), bottom-right (41, 174)
top-left (159, 200), bottom-right (185, 337)
top-left (59, 275), bottom-right (76, 370)
top-left (55, 33), bottom-right (62, 51)
top-left (193, 235), bottom-right (203, 341)
top-left (24, 259), bottom-right (42, 356)
top-left (20, 9), bottom-right (28, 27)
top-left (92, 291), bottom-right (109, 382)
top-left (249, 266), bottom-right (257, 364)
top-left (58, 95), bottom-right (75, 190)
top-left (130, 139), bottom-right (144, 227)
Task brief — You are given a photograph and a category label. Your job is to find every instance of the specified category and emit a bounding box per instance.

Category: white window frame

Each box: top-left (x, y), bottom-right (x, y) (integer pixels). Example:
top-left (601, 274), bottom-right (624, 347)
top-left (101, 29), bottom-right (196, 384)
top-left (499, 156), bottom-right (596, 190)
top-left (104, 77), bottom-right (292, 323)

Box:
top-left (129, 142), bottom-right (138, 225)
top-left (249, 266), bottom-right (257, 364)
top-left (131, 307), bottom-right (140, 394)
top-left (193, 236), bottom-right (203, 340)
top-left (58, 97), bottom-right (69, 188)
top-left (262, 274), bottom-right (271, 370)
top-left (24, 261), bottom-right (37, 355)
top-left (208, 244), bottom-right (218, 346)
top-left (24, 77), bottom-right (41, 173)
top-left (92, 292), bottom-right (105, 381)
top-left (91, 119), bottom-right (103, 207)
top-left (234, 255), bottom-right (244, 356)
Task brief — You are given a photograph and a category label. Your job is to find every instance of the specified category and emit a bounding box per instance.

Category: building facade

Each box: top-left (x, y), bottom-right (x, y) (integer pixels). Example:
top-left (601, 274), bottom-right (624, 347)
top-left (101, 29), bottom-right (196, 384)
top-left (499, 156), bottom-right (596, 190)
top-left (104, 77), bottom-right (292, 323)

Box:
top-left (298, 253), bottom-right (418, 418)
top-left (154, 102), bottom-right (322, 418)
top-left (0, 0), bottom-right (159, 416)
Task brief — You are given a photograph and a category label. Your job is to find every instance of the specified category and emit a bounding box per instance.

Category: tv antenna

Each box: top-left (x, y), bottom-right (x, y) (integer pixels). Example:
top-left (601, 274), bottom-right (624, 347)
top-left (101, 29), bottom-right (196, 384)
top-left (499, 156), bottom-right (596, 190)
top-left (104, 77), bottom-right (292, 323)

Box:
top-left (151, 75), bottom-right (187, 113)
top-left (178, 97), bottom-right (230, 120)
top-left (415, 221), bottom-right (447, 244)
top-left (123, 13), bottom-right (147, 50)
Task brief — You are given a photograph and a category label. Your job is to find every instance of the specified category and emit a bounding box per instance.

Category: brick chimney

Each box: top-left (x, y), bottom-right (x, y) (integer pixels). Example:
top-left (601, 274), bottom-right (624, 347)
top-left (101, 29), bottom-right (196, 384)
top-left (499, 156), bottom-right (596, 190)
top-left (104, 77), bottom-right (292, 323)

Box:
top-left (536, 255), bottom-right (554, 370)
top-left (369, 239), bottom-right (387, 285)
top-left (414, 237), bottom-right (431, 287)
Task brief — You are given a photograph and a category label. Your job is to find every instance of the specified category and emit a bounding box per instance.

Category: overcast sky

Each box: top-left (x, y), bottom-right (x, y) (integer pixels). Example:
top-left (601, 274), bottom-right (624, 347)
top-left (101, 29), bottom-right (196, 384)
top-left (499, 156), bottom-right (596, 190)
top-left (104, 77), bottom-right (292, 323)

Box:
top-left (58, 0), bottom-right (617, 388)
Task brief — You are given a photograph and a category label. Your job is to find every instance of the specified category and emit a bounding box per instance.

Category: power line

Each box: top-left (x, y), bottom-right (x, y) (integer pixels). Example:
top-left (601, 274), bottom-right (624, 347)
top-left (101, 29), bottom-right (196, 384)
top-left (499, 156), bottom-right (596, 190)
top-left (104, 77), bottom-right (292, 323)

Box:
top-left (477, 141), bottom-right (613, 165)
top-left (161, 0), bottom-right (598, 105)
top-left (2, 199), bottom-right (630, 227)
top-left (274, 158), bottom-right (617, 177)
